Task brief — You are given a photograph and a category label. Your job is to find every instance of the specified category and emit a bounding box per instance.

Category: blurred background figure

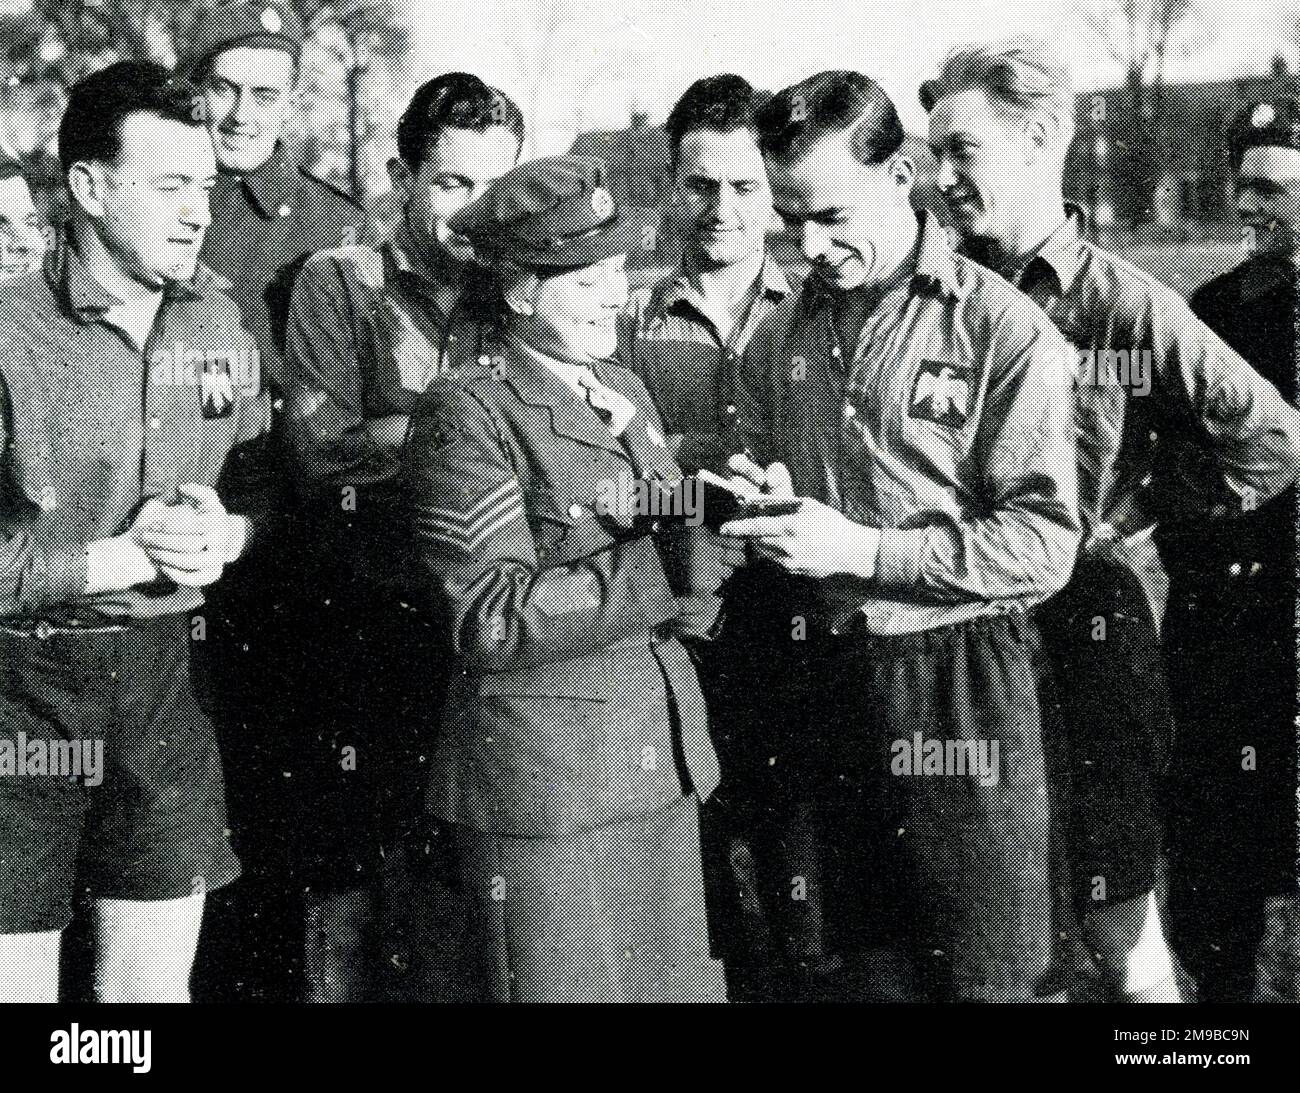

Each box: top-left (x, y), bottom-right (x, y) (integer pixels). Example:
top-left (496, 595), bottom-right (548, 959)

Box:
top-left (622, 74), bottom-right (828, 1002)
top-left (1159, 96), bottom-right (1300, 1003)
top-left (180, 0), bottom-right (372, 1005)
top-left (0, 157), bottom-right (46, 278)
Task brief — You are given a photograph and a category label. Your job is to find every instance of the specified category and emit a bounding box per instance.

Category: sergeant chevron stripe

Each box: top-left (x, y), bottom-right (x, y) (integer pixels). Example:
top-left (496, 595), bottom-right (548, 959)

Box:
top-left (418, 479), bottom-right (525, 551)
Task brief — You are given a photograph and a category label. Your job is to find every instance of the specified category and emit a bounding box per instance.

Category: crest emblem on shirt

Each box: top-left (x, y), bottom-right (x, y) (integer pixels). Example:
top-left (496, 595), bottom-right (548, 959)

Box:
top-left (200, 356), bottom-right (236, 419)
top-left (909, 361), bottom-right (971, 427)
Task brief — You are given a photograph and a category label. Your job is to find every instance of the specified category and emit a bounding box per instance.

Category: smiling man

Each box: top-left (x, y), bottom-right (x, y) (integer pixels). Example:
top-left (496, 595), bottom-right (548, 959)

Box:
top-left (722, 70), bottom-right (1080, 1002)
top-left (923, 40), bottom-right (1300, 1004)
top-left (0, 62), bottom-right (273, 1002)
top-left (283, 72), bottom-right (523, 1000)
top-left (622, 75), bottom-right (823, 1002)
top-left (1159, 98), bottom-right (1300, 1001)
top-left (180, 0), bottom-right (375, 1003)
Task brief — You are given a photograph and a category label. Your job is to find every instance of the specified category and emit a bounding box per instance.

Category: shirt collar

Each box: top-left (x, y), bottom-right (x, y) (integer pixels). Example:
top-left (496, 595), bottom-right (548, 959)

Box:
top-left (658, 252), bottom-right (791, 315)
top-left (802, 210), bottom-right (962, 315)
top-left (964, 204), bottom-right (1088, 295)
top-left (912, 209), bottom-right (964, 298)
top-left (1238, 250), bottom-right (1300, 303)
top-left (49, 230), bottom-right (207, 322)
top-left (384, 214), bottom-right (494, 318)
top-left (511, 337), bottom-right (591, 398)
top-left (233, 143), bottom-right (298, 220)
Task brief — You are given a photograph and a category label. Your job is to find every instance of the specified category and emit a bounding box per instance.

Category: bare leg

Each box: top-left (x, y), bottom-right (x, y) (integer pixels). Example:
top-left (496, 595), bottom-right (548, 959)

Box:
top-left (92, 895), bottom-right (205, 1003)
top-left (0, 930), bottom-right (61, 1002)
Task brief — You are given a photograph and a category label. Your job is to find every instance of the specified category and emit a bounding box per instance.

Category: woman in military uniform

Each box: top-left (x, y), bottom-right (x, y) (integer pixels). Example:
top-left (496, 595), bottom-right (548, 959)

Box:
top-left (400, 156), bottom-right (728, 1002)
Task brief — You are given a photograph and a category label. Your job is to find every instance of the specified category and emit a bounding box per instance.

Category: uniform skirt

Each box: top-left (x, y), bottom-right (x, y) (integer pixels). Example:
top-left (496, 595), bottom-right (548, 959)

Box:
top-left (446, 794), bottom-right (727, 1003)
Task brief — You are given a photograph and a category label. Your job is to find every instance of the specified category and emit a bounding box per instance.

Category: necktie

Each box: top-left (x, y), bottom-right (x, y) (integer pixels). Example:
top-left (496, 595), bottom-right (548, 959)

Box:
top-left (576, 368), bottom-right (635, 436)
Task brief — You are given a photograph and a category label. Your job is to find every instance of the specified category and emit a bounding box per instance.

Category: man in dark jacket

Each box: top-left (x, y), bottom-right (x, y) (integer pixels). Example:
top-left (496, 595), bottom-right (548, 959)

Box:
top-left (1159, 97), bottom-right (1300, 1002)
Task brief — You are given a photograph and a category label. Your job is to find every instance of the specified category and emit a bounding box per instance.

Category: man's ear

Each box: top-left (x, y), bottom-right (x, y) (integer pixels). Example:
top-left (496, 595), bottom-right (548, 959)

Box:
top-left (1024, 111), bottom-right (1061, 164)
top-left (499, 264), bottom-right (539, 316)
top-left (888, 153), bottom-right (916, 194)
top-left (387, 156), bottom-right (414, 202)
top-left (66, 161), bottom-right (106, 220)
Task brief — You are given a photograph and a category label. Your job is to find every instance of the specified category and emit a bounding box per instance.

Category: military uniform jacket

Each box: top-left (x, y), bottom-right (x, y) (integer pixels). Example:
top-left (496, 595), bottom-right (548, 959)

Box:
top-left (202, 144), bottom-right (371, 387)
top-left (401, 341), bottom-right (721, 837)
top-left (1158, 254), bottom-right (1299, 598)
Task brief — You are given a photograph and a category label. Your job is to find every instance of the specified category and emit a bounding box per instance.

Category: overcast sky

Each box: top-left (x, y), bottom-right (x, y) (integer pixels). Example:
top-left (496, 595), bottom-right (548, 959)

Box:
top-left (404, 0), bottom-right (1293, 150)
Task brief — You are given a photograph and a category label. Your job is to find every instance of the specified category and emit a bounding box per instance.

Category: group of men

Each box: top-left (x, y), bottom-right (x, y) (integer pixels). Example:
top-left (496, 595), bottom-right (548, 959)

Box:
top-left (0, 0), bottom-right (1296, 1004)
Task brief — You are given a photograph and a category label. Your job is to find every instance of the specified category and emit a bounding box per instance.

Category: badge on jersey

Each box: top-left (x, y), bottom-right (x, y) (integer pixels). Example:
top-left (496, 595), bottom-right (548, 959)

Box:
top-left (200, 356), bottom-right (236, 419)
top-left (909, 361), bottom-right (971, 428)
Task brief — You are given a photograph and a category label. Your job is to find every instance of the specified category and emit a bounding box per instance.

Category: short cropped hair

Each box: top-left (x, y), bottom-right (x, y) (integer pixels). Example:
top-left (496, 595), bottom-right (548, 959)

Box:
top-left (920, 37), bottom-right (1076, 145)
top-left (58, 61), bottom-right (203, 173)
top-left (757, 71), bottom-right (906, 167)
top-left (396, 72), bottom-right (525, 171)
top-left (664, 74), bottom-right (765, 166)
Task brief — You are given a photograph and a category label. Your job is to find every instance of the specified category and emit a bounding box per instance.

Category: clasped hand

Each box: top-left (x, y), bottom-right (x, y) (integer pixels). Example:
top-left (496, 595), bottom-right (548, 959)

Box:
top-left (130, 485), bottom-right (240, 587)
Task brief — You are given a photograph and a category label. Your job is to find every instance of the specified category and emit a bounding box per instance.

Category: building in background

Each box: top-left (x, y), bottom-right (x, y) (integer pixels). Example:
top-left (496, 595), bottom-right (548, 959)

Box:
top-left (1069, 57), bottom-right (1299, 227)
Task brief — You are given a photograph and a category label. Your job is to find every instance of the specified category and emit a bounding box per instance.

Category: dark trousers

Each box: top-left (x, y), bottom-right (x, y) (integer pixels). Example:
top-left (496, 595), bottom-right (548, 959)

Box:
top-left (694, 623), bottom-right (828, 1002)
top-left (190, 555), bottom-right (306, 1002)
top-left (1035, 554), bottom-right (1172, 912)
top-left (1161, 562), bottom-right (1297, 1001)
top-left (806, 612), bottom-right (1054, 1002)
top-left (192, 577), bottom-right (443, 1002)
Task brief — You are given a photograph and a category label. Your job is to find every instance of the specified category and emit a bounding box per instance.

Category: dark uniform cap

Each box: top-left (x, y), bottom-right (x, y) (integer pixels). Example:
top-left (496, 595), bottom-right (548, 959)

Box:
top-left (1228, 98), bottom-right (1300, 168)
top-left (186, 1), bottom-right (305, 74)
top-left (448, 155), bottom-right (639, 270)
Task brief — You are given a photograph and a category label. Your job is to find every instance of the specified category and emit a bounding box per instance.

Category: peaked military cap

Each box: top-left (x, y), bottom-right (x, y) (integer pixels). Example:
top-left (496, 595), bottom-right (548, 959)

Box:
top-left (448, 155), bottom-right (640, 270)
top-left (186, 1), bottom-right (305, 75)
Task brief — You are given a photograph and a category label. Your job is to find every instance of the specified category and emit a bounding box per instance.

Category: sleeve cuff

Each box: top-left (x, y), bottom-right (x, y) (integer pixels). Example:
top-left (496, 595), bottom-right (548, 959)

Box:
top-left (875, 527), bottom-right (926, 589)
top-left (38, 543), bottom-right (91, 610)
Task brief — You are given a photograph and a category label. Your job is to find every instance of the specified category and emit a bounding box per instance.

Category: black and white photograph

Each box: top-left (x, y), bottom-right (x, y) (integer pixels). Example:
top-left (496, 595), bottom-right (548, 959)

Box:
top-left (0, 0), bottom-right (1296, 1072)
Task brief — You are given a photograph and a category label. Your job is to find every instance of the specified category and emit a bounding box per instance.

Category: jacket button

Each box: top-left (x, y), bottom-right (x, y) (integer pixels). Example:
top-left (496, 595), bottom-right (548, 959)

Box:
top-left (1250, 561), bottom-right (1263, 576)
top-left (568, 504), bottom-right (585, 520)
top-left (35, 621), bottom-right (53, 640)
top-left (1228, 562), bottom-right (1242, 577)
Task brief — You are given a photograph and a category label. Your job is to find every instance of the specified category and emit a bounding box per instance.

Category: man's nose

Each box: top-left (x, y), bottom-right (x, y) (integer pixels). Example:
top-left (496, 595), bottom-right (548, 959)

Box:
top-left (602, 267), bottom-right (629, 309)
top-left (712, 186), bottom-right (738, 219)
top-left (800, 221), bottom-right (828, 262)
top-left (934, 156), bottom-right (958, 193)
top-left (180, 192), bottom-right (212, 228)
top-left (231, 87), bottom-right (256, 125)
